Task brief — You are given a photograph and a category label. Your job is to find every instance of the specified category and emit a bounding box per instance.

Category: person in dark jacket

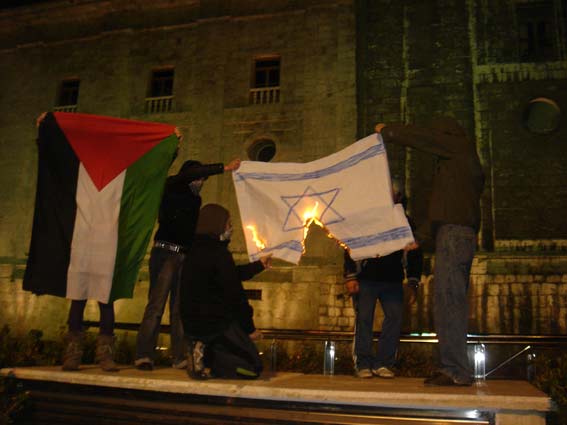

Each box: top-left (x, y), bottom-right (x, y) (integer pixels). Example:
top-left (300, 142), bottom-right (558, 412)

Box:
top-left (135, 156), bottom-right (241, 371)
top-left (344, 181), bottom-right (423, 379)
top-left (180, 204), bottom-right (271, 379)
top-left (376, 117), bottom-right (485, 386)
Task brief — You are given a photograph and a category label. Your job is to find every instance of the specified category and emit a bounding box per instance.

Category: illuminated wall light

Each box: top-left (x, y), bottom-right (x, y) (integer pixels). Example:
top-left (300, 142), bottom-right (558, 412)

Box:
top-left (474, 343), bottom-right (486, 381)
top-left (323, 340), bottom-right (336, 375)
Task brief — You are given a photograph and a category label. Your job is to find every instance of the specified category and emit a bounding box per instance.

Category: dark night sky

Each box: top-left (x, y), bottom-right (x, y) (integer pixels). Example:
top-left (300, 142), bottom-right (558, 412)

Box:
top-left (0, 0), bottom-right (56, 9)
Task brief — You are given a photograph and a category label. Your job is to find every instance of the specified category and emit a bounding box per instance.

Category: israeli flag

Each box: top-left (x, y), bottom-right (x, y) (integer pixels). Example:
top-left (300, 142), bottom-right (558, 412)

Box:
top-left (233, 133), bottom-right (414, 264)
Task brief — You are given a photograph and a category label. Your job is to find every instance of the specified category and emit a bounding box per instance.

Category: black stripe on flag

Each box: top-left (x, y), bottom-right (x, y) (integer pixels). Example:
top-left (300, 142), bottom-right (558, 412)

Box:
top-left (23, 112), bottom-right (79, 298)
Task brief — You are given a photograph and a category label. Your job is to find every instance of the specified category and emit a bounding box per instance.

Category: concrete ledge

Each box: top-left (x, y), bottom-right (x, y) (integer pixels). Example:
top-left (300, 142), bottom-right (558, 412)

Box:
top-left (1, 366), bottom-right (551, 422)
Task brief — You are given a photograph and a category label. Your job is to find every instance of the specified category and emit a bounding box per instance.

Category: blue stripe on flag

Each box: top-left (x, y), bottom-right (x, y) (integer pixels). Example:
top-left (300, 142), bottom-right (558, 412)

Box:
top-left (250, 240), bottom-right (303, 260)
top-left (342, 227), bottom-right (412, 249)
top-left (235, 142), bottom-right (384, 183)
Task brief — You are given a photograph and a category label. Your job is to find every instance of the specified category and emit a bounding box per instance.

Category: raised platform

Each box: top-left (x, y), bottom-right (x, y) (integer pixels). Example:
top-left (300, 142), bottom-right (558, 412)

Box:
top-left (1, 366), bottom-right (551, 425)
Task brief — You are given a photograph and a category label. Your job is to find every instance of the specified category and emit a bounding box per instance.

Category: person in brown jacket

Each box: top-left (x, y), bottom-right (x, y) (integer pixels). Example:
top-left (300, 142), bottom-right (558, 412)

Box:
top-left (376, 117), bottom-right (485, 386)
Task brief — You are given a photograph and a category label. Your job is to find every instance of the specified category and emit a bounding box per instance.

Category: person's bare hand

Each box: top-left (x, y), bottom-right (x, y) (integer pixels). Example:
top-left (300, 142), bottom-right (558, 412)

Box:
top-left (259, 254), bottom-right (272, 269)
top-left (404, 241), bottom-right (419, 251)
top-left (375, 123), bottom-right (386, 133)
top-left (345, 279), bottom-right (360, 295)
top-left (36, 112), bottom-right (47, 128)
top-left (224, 158), bottom-right (241, 172)
top-left (249, 330), bottom-right (263, 340)
top-left (174, 127), bottom-right (183, 141)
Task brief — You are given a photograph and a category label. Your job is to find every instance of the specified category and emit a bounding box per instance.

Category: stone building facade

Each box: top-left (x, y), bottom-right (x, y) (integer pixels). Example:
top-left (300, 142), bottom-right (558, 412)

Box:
top-left (0, 0), bottom-right (566, 338)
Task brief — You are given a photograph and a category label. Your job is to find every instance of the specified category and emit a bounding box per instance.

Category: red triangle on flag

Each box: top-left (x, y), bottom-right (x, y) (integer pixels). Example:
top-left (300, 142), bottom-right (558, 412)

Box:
top-left (54, 112), bottom-right (176, 191)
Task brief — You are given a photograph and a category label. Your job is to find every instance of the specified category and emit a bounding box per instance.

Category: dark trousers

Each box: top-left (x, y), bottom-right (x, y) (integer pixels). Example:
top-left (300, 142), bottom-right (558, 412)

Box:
top-left (197, 322), bottom-right (263, 379)
top-left (67, 299), bottom-right (114, 335)
top-left (136, 247), bottom-right (186, 364)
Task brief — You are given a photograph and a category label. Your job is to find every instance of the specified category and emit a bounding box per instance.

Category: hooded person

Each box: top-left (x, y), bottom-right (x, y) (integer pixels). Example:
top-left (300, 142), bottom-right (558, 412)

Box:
top-left (179, 203), bottom-right (271, 379)
top-left (135, 155), bottom-right (241, 371)
top-left (376, 117), bottom-right (485, 387)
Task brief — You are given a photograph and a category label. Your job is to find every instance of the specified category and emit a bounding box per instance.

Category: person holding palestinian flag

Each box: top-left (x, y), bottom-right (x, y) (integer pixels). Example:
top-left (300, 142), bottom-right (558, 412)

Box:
top-left (25, 112), bottom-right (181, 371)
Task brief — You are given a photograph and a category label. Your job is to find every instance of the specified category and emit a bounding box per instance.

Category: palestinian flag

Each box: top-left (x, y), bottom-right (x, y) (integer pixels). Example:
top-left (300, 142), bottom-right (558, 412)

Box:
top-left (23, 112), bottom-right (178, 303)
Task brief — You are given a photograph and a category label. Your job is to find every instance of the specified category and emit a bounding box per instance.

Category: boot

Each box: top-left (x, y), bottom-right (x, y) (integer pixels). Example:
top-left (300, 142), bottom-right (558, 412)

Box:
top-left (187, 340), bottom-right (211, 380)
top-left (62, 331), bottom-right (83, 371)
top-left (95, 334), bottom-right (119, 372)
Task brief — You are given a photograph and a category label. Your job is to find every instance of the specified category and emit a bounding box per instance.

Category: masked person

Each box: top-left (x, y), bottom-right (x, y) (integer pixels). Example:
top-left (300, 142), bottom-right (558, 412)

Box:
top-left (135, 158), bottom-right (240, 370)
top-left (180, 204), bottom-right (271, 379)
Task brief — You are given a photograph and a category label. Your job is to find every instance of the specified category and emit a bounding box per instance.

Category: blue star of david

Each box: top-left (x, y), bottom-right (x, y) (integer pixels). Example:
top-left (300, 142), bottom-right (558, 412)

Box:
top-left (281, 186), bottom-right (345, 232)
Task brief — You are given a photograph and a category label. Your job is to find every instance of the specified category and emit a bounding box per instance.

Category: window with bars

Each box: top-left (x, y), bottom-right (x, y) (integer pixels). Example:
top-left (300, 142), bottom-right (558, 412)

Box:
top-left (146, 68), bottom-right (175, 113)
top-left (250, 57), bottom-right (280, 105)
top-left (150, 68), bottom-right (174, 97)
top-left (517, 1), bottom-right (558, 62)
top-left (55, 79), bottom-right (79, 112)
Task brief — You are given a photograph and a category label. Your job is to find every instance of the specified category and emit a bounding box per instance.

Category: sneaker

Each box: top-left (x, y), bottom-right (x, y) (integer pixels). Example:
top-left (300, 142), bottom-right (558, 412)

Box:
top-left (192, 341), bottom-right (205, 372)
top-left (424, 371), bottom-right (473, 387)
top-left (135, 358), bottom-right (153, 371)
top-left (372, 367), bottom-right (395, 379)
top-left (355, 368), bottom-right (373, 379)
top-left (172, 359), bottom-right (188, 369)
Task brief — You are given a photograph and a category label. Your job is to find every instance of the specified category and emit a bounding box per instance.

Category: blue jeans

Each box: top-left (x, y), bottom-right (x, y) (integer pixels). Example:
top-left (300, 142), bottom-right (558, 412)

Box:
top-left (434, 224), bottom-right (476, 381)
top-left (353, 279), bottom-right (403, 370)
top-left (135, 247), bottom-right (186, 364)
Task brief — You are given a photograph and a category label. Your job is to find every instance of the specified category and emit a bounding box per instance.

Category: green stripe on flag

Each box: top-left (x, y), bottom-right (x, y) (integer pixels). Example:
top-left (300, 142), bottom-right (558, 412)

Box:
top-left (109, 134), bottom-right (178, 301)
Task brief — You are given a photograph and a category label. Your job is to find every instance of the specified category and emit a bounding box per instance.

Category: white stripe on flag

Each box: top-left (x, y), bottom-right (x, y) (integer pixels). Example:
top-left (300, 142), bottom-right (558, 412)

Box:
top-left (67, 164), bottom-right (126, 303)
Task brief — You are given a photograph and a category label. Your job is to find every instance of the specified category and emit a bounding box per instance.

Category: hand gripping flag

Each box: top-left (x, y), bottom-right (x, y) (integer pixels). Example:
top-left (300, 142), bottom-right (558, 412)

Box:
top-left (233, 133), bottom-right (415, 264)
top-left (23, 112), bottom-right (178, 303)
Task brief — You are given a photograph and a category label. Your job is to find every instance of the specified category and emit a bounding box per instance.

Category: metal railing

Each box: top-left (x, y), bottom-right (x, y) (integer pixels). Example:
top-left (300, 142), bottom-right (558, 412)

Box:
top-left (82, 321), bottom-right (567, 346)
top-left (53, 105), bottom-right (77, 113)
top-left (145, 95), bottom-right (174, 113)
top-left (249, 87), bottom-right (280, 104)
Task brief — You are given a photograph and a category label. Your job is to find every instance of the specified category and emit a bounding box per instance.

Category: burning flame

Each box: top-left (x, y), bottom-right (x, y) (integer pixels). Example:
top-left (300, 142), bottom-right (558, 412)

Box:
top-left (301, 202), bottom-right (349, 252)
top-left (246, 201), bottom-right (351, 260)
top-left (246, 225), bottom-right (266, 250)
top-left (302, 202), bottom-right (320, 224)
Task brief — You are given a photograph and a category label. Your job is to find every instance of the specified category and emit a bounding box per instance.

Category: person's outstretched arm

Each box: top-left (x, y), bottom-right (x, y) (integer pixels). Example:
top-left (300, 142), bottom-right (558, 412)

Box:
top-left (376, 123), bottom-right (468, 158)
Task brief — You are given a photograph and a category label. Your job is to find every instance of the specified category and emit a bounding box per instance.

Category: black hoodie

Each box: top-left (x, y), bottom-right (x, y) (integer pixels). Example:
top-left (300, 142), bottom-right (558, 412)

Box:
top-left (179, 204), bottom-right (264, 339)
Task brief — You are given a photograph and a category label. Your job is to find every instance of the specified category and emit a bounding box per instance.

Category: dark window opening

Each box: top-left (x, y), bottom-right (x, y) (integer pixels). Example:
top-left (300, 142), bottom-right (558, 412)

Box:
top-left (57, 79), bottom-right (80, 106)
top-left (253, 58), bottom-right (280, 88)
top-left (149, 68), bottom-right (174, 97)
top-left (517, 2), bottom-right (557, 62)
top-left (248, 139), bottom-right (276, 162)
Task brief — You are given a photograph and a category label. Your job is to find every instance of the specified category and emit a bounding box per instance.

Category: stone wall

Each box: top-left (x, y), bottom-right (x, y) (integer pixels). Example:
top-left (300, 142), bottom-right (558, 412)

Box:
top-left (0, 0), bottom-right (356, 261)
top-left (357, 0), bottom-right (567, 249)
top-left (2, 252), bottom-right (566, 338)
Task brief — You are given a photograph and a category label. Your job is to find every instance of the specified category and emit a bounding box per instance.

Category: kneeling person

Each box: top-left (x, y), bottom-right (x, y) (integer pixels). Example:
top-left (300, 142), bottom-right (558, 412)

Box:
top-left (180, 204), bottom-right (270, 379)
